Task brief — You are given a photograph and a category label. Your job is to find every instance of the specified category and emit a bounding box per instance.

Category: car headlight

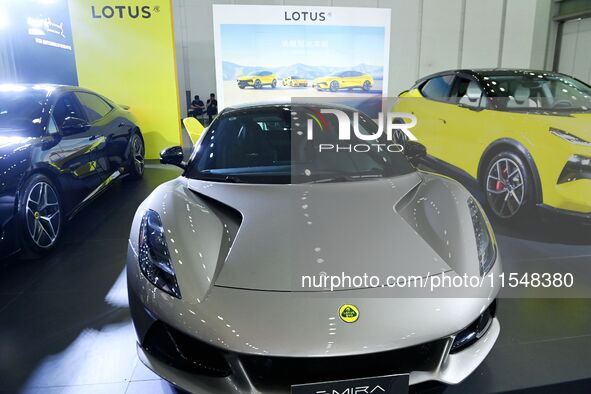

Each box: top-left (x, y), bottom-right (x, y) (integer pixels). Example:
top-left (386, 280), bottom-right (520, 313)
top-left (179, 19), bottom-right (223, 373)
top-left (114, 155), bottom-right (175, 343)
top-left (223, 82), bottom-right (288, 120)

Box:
top-left (467, 197), bottom-right (496, 276)
top-left (558, 154), bottom-right (591, 184)
top-left (138, 210), bottom-right (181, 298)
top-left (550, 128), bottom-right (591, 147)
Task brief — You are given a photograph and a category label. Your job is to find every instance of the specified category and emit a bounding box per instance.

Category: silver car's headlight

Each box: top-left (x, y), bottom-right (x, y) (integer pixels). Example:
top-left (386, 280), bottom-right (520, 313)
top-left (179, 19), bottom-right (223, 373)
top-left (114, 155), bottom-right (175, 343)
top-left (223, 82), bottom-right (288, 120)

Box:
top-left (138, 210), bottom-right (181, 298)
top-left (467, 197), bottom-right (496, 276)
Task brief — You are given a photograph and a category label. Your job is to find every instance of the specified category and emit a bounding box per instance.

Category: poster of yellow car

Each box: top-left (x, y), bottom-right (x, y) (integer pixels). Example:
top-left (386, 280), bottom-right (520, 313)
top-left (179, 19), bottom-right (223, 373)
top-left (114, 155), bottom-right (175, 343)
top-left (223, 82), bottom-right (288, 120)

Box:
top-left (313, 71), bottom-right (374, 92)
top-left (217, 22), bottom-right (387, 112)
top-left (237, 70), bottom-right (277, 89)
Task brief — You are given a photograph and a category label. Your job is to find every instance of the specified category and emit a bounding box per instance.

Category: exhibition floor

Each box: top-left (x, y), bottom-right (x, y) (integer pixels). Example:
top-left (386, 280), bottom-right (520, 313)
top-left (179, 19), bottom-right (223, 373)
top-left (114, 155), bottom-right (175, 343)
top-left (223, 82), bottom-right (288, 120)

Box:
top-left (1, 164), bottom-right (591, 394)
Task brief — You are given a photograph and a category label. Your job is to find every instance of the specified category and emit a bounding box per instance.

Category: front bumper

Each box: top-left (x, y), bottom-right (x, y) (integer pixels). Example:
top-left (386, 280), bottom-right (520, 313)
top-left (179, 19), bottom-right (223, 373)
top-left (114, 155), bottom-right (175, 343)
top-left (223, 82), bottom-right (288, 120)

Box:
top-left (128, 245), bottom-right (501, 391)
top-left (237, 79), bottom-right (254, 86)
top-left (134, 305), bottom-right (499, 393)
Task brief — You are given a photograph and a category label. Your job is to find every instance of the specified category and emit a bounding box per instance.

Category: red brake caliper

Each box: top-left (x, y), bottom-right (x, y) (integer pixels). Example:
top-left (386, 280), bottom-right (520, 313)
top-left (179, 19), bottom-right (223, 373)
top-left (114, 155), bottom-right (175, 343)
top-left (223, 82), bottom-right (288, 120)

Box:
top-left (496, 164), bottom-right (508, 191)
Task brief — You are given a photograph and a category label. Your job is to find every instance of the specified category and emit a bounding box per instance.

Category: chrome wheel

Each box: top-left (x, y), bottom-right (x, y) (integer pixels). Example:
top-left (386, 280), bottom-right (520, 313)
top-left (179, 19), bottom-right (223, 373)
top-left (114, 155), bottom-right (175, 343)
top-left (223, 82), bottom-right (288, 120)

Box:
top-left (330, 80), bottom-right (339, 92)
top-left (25, 181), bottom-right (60, 248)
top-left (486, 157), bottom-right (525, 218)
top-left (131, 134), bottom-right (145, 175)
top-left (363, 80), bottom-right (371, 91)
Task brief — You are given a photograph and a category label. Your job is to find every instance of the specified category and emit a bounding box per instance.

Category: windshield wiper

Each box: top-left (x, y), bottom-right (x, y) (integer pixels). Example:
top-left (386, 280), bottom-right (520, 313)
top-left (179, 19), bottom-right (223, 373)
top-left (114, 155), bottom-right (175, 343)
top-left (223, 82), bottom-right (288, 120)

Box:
top-left (223, 175), bottom-right (244, 183)
top-left (308, 173), bottom-right (384, 184)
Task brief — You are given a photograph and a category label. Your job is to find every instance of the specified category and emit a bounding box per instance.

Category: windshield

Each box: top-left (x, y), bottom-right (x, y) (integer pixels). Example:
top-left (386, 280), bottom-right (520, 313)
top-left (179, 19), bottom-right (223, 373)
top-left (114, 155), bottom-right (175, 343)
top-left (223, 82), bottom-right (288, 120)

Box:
top-left (483, 74), bottom-right (591, 113)
top-left (248, 71), bottom-right (265, 76)
top-left (185, 106), bottom-right (415, 184)
top-left (330, 71), bottom-right (347, 77)
top-left (0, 90), bottom-right (48, 135)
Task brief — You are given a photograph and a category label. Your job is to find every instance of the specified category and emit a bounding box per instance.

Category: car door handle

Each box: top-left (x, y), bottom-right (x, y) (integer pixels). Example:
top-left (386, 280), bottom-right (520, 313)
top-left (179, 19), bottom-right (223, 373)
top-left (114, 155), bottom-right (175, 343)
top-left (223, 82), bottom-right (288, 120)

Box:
top-left (438, 118), bottom-right (447, 125)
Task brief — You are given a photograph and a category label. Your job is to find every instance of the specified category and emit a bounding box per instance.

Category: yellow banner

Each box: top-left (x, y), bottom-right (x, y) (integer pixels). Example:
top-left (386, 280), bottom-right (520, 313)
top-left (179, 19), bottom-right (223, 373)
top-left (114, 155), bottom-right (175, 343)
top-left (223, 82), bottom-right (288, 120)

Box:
top-left (68, 0), bottom-right (181, 159)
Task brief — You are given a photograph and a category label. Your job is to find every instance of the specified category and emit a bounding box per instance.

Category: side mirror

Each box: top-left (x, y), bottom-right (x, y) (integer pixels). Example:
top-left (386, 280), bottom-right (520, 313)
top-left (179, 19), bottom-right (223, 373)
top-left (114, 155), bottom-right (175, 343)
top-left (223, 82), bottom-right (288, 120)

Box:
top-left (404, 141), bottom-right (427, 164)
top-left (61, 117), bottom-right (89, 135)
top-left (160, 146), bottom-right (186, 169)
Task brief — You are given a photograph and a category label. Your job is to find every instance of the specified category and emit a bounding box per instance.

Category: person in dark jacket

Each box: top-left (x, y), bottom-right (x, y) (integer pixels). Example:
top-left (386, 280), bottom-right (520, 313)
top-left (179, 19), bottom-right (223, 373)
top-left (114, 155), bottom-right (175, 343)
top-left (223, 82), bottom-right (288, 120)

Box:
top-left (188, 95), bottom-right (204, 118)
top-left (206, 93), bottom-right (218, 124)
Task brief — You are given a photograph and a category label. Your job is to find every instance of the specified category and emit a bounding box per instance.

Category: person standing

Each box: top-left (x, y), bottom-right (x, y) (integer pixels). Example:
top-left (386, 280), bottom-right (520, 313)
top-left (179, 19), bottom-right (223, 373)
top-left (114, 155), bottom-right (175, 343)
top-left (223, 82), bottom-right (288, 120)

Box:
top-left (206, 93), bottom-right (218, 124)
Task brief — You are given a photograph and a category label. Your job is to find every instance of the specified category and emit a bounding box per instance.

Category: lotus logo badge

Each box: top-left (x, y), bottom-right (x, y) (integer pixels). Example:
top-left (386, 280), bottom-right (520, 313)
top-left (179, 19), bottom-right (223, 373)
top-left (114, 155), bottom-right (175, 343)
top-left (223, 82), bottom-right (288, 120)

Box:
top-left (339, 304), bottom-right (359, 323)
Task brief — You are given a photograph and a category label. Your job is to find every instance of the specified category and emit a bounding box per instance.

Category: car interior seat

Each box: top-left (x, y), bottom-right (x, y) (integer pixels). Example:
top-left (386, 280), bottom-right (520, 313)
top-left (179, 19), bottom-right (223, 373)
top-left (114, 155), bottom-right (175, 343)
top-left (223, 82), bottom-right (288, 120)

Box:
top-left (458, 81), bottom-right (482, 107)
top-left (182, 117), bottom-right (205, 145)
top-left (226, 121), bottom-right (276, 168)
top-left (507, 85), bottom-right (538, 108)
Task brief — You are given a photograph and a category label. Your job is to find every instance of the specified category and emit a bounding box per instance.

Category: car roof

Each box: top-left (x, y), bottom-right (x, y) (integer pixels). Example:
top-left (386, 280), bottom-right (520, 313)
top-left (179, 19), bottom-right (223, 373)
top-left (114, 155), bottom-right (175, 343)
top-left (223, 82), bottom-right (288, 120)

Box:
top-left (0, 83), bottom-right (100, 97)
top-left (415, 68), bottom-right (570, 86)
top-left (223, 100), bottom-right (360, 114)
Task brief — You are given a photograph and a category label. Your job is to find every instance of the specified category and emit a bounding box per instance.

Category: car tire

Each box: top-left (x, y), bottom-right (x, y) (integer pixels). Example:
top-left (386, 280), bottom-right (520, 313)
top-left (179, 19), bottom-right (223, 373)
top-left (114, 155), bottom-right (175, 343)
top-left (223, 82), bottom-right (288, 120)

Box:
top-left (329, 80), bottom-right (339, 92)
top-left (271, 79), bottom-right (277, 88)
top-left (238, 84), bottom-right (245, 89)
top-left (254, 79), bottom-right (262, 89)
top-left (126, 132), bottom-right (145, 181)
top-left (484, 151), bottom-right (533, 220)
top-left (18, 174), bottom-right (62, 257)
top-left (362, 80), bottom-right (371, 91)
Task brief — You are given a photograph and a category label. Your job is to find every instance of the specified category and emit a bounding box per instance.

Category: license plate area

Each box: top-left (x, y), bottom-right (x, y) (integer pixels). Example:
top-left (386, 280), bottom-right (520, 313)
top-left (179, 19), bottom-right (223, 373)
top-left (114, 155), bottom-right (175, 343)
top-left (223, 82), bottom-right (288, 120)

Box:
top-left (291, 374), bottom-right (409, 394)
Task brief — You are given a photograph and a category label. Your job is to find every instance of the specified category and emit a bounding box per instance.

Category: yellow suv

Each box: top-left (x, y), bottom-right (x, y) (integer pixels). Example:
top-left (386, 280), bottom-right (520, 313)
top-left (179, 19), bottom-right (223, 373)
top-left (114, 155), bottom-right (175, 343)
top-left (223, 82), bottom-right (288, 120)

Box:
top-left (237, 71), bottom-right (277, 89)
top-left (313, 71), bottom-right (374, 92)
top-left (396, 69), bottom-right (591, 220)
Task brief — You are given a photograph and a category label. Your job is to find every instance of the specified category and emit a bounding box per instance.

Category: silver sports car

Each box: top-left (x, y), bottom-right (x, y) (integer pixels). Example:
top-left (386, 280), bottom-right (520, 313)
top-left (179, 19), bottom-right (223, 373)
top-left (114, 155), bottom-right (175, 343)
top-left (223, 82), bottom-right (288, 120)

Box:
top-left (127, 102), bottom-right (502, 393)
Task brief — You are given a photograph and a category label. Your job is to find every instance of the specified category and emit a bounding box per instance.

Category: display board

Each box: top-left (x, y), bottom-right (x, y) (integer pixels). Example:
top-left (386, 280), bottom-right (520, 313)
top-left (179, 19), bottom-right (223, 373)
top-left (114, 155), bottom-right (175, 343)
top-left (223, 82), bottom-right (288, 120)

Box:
top-left (0, 0), bottom-right (78, 85)
top-left (69, 0), bottom-right (181, 159)
top-left (0, 0), bottom-right (181, 159)
top-left (213, 5), bottom-right (391, 114)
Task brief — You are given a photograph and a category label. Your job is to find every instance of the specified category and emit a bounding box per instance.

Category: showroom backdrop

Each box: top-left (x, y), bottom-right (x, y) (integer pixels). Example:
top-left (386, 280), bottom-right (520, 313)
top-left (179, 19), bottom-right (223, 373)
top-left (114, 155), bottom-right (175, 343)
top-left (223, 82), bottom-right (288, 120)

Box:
top-left (212, 4), bottom-right (391, 112)
top-left (69, 0), bottom-right (181, 159)
top-left (173, 0), bottom-right (559, 116)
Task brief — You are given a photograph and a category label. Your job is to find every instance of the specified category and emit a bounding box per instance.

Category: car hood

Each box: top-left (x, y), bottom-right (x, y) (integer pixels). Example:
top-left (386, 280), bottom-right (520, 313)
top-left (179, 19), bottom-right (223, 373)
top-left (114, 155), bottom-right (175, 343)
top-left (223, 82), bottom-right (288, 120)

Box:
top-left (132, 171), bottom-right (486, 297)
top-left (508, 111), bottom-right (591, 141)
top-left (189, 173), bottom-right (455, 292)
top-left (128, 172), bottom-right (501, 356)
top-left (558, 112), bottom-right (591, 141)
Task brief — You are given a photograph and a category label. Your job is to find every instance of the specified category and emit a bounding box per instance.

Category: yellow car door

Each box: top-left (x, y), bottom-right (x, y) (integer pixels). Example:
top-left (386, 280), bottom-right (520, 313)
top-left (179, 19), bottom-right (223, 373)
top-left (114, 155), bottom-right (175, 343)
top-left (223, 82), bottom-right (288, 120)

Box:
top-left (437, 76), bottom-right (492, 176)
top-left (350, 71), bottom-right (364, 88)
top-left (396, 74), bottom-right (455, 160)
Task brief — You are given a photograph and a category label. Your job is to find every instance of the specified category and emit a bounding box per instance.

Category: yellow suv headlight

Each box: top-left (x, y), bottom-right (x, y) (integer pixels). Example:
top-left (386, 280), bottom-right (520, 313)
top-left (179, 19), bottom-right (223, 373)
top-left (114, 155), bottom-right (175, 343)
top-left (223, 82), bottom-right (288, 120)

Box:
top-left (550, 128), bottom-right (591, 147)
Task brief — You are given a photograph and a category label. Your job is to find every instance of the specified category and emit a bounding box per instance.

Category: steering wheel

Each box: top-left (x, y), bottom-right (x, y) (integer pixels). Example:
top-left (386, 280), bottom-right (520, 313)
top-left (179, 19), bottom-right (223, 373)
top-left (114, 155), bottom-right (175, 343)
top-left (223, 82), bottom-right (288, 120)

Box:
top-left (552, 100), bottom-right (573, 109)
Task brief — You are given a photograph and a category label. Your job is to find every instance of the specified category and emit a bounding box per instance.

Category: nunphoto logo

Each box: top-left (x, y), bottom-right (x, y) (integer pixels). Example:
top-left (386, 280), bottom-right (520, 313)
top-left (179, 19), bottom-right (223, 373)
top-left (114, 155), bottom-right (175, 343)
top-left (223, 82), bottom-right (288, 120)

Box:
top-left (305, 109), bottom-right (417, 153)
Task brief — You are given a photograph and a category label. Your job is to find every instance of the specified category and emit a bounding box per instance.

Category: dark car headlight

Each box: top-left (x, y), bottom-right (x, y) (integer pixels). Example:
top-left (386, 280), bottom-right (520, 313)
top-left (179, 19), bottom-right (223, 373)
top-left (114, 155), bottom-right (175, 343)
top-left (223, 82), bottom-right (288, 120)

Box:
top-left (138, 210), bottom-right (181, 298)
top-left (467, 197), bottom-right (496, 276)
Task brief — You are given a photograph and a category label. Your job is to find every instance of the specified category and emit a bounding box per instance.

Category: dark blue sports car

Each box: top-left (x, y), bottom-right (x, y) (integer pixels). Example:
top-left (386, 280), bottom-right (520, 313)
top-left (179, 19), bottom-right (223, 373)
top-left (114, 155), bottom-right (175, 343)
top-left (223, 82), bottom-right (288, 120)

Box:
top-left (0, 84), bottom-right (145, 257)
